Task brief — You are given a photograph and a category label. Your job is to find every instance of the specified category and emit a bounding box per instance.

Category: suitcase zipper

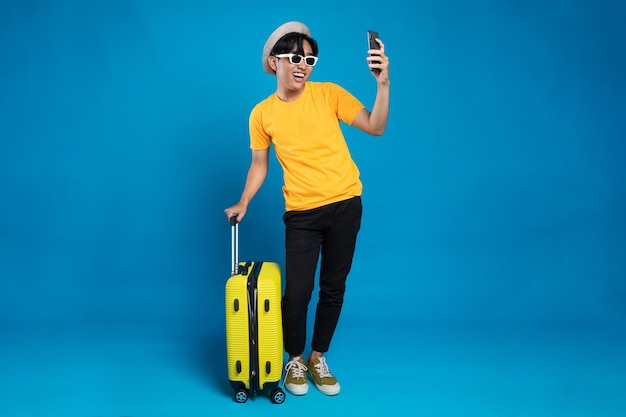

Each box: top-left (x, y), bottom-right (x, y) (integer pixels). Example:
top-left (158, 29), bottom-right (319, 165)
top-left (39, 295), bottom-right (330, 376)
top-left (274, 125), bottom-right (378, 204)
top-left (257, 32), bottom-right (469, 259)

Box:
top-left (247, 261), bottom-right (263, 395)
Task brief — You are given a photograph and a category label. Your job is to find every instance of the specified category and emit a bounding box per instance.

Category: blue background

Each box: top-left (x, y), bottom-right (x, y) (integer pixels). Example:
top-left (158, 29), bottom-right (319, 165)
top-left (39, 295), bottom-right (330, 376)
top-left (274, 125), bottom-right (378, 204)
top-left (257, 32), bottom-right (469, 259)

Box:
top-left (1, 1), bottom-right (625, 416)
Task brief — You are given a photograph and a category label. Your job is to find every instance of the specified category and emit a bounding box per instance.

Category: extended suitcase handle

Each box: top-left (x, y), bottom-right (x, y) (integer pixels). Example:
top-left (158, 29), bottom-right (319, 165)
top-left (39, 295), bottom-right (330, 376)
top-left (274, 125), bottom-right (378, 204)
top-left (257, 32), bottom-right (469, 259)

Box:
top-left (230, 215), bottom-right (239, 276)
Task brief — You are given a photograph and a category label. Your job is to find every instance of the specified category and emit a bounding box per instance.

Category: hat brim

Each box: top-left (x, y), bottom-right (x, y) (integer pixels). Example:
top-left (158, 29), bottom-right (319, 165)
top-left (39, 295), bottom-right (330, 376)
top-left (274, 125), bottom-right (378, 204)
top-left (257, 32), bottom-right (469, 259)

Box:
top-left (262, 21), bottom-right (311, 75)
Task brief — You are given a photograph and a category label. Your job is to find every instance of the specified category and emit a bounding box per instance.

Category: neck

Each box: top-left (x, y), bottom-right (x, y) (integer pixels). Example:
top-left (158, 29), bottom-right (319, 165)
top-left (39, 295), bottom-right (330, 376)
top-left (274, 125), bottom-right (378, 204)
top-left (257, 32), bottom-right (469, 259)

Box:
top-left (276, 84), bottom-right (306, 102)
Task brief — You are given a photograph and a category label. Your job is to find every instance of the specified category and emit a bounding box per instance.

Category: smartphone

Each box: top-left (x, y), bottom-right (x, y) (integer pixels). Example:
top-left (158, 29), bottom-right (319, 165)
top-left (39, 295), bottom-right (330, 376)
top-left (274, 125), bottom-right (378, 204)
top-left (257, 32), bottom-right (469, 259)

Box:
top-left (367, 30), bottom-right (381, 73)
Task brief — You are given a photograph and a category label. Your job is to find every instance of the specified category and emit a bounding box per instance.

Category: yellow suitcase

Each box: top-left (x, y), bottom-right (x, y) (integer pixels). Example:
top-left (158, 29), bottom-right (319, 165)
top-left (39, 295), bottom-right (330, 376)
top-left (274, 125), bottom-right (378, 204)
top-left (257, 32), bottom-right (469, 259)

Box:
top-left (225, 217), bottom-right (285, 404)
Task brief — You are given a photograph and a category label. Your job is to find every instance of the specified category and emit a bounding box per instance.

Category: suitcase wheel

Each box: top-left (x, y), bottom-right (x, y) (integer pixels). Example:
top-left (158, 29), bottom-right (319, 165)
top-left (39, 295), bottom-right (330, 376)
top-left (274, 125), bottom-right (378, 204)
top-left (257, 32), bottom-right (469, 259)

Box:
top-left (270, 388), bottom-right (286, 404)
top-left (234, 388), bottom-right (248, 403)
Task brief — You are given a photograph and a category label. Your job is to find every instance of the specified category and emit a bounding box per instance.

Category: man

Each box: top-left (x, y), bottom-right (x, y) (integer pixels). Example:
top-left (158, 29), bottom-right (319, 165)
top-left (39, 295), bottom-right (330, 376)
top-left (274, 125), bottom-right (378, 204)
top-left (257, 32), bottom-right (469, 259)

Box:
top-left (225, 21), bottom-right (389, 396)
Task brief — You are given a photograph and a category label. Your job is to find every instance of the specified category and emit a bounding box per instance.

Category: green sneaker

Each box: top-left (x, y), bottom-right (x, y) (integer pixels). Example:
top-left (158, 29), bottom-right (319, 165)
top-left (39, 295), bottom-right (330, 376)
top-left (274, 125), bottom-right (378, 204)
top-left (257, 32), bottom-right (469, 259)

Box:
top-left (306, 357), bottom-right (341, 396)
top-left (284, 357), bottom-right (309, 395)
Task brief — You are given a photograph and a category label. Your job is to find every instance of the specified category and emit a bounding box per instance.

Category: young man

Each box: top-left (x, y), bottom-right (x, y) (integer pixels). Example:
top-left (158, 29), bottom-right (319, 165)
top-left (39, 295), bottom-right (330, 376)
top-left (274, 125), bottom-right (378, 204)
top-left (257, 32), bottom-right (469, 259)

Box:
top-left (224, 21), bottom-right (389, 396)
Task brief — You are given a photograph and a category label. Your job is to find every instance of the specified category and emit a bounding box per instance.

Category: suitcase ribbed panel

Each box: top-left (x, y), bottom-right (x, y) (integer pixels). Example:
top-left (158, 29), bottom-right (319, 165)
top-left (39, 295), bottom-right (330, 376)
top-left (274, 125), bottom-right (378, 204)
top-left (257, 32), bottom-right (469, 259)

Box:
top-left (225, 272), bottom-right (251, 389)
top-left (256, 261), bottom-right (284, 389)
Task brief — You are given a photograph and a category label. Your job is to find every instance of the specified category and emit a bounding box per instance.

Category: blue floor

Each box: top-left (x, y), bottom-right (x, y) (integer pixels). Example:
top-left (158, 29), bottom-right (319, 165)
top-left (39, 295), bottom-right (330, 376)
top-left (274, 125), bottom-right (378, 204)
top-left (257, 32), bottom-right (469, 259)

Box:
top-left (1, 321), bottom-right (624, 417)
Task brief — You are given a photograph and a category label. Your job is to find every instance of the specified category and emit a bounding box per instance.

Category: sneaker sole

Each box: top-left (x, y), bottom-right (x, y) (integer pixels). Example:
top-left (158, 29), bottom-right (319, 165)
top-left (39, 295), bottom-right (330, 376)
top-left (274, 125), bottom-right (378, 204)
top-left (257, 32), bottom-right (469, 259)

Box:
top-left (312, 380), bottom-right (340, 396)
top-left (284, 383), bottom-right (309, 396)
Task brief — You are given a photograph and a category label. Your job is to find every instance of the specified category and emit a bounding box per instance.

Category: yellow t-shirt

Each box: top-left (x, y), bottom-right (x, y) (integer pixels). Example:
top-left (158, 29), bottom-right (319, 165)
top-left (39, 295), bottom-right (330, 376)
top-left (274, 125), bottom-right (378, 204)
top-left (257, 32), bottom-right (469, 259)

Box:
top-left (249, 82), bottom-right (365, 211)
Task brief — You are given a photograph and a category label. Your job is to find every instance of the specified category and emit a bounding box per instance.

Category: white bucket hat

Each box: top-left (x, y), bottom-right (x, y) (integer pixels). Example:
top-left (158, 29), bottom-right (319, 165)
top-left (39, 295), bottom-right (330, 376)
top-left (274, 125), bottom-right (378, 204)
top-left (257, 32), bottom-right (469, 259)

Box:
top-left (262, 21), bottom-right (311, 75)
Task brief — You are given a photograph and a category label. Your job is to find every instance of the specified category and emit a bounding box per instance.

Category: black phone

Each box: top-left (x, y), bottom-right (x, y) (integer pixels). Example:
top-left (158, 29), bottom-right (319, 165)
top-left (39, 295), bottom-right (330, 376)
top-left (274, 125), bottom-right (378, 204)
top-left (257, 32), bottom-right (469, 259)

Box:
top-left (367, 30), bottom-right (381, 73)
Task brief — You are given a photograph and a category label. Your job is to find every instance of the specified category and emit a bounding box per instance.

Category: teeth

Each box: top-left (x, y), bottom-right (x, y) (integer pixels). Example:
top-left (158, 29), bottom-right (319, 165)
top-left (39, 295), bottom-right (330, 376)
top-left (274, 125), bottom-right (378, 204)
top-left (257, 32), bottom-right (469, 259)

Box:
top-left (294, 72), bottom-right (305, 78)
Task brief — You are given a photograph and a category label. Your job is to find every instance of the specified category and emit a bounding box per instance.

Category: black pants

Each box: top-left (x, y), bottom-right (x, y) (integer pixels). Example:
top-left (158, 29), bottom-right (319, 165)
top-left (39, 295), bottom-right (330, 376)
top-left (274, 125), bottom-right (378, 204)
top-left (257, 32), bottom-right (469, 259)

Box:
top-left (282, 196), bottom-right (362, 356)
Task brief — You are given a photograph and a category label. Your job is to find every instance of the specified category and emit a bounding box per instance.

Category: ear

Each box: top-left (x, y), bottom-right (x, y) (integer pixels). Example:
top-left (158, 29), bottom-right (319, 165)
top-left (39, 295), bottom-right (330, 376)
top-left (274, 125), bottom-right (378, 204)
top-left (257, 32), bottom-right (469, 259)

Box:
top-left (269, 56), bottom-right (278, 72)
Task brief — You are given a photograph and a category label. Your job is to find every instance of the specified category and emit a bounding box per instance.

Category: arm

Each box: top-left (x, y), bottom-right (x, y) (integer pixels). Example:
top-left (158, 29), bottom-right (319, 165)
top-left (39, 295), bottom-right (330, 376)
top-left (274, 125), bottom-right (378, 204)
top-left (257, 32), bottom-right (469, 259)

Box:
top-left (224, 148), bottom-right (270, 223)
top-left (351, 37), bottom-right (390, 136)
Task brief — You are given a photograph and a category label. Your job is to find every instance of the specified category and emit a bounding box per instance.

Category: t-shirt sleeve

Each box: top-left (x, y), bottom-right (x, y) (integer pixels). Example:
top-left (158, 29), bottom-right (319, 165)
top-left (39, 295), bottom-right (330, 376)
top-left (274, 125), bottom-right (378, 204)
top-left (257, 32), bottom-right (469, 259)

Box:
top-left (249, 103), bottom-right (271, 150)
top-left (328, 83), bottom-right (365, 126)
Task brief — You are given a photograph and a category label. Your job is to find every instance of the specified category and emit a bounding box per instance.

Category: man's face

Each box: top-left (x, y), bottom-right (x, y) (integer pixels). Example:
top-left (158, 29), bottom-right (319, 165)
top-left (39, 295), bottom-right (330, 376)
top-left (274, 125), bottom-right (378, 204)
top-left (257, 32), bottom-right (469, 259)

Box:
top-left (273, 39), bottom-right (316, 90)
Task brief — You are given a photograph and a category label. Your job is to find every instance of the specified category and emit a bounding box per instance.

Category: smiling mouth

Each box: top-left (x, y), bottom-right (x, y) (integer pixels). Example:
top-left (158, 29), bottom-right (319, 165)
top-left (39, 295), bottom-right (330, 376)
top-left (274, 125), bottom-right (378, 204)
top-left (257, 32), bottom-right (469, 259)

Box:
top-left (293, 72), bottom-right (305, 79)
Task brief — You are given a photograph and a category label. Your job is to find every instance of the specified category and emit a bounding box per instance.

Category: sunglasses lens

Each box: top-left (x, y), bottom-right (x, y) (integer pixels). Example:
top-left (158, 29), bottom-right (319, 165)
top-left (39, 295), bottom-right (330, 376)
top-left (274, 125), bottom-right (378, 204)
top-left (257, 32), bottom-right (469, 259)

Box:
top-left (305, 57), bottom-right (316, 66)
top-left (290, 55), bottom-right (303, 64)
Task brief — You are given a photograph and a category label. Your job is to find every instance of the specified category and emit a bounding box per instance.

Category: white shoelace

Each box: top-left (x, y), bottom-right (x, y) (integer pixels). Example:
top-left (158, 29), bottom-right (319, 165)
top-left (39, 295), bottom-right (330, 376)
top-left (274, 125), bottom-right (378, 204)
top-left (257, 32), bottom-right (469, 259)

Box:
top-left (284, 358), bottom-right (308, 381)
top-left (313, 357), bottom-right (333, 378)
